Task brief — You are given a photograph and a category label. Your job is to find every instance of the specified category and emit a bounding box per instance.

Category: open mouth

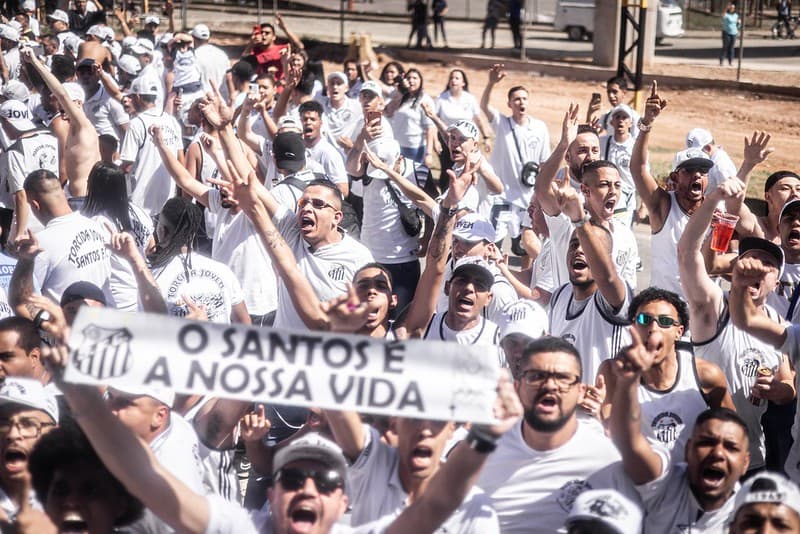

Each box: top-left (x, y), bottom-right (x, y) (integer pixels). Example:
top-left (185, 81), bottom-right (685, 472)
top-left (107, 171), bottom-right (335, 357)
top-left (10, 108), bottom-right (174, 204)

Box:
top-left (4, 449), bottom-right (27, 474)
top-left (289, 505), bottom-right (318, 531)
top-left (571, 258), bottom-right (588, 271)
top-left (300, 216), bottom-right (315, 230)
top-left (690, 181), bottom-right (704, 194)
top-left (787, 229), bottom-right (800, 244)
top-left (604, 199), bottom-right (616, 211)
top-left (700, 466), bottom-right (726, 488)
top-left (60, 512), bottom-right (88, 534)
top-left (456, 296), bottom-right (475, 311)
top-left (536, 393), bottom-right (559, 412)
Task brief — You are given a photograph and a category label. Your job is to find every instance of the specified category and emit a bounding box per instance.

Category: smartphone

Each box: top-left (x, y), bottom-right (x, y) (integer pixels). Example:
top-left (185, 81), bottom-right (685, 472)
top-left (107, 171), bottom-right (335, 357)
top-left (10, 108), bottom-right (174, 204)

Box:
top-left (590, 92), bottom-right (602, 105)
top-left (366, 110), bottom-right (382, 123)
top-left (249, 82), bottom-right (259, 93)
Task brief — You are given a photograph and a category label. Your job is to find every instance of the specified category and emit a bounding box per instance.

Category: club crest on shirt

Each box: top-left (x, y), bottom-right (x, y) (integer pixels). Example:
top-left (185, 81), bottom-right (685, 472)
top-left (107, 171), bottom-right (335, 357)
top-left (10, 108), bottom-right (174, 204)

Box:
top-left (73, 324), bottom-right (133, 380)
top-left (557, 479), bottom-right (590, 512)
top-left (561, 333), bottom-right (576, 346)
top-left (328, 265), bottom-right (346, 282)
top-left (739, 348), bottom-right (764, 378)
top-left (651, 411), bottom-right (683, 445)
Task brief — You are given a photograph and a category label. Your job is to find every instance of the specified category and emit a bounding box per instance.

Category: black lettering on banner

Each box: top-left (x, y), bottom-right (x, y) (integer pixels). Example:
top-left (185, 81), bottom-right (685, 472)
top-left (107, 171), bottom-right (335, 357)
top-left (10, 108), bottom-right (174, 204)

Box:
top-left (323, 338), bottom-right (353, 369)
top-left (221, 328), bottom-right (236, 357)
top-left (398, 381), bottom-right (424, 412)
top-left (383, 342), bottom-right (405, 374)
top-left (286, 370), bottom-right (311, 400)
top-left (238, 330), bottom-right (264, 360)
top-left (368, 378), bottom-right (395, 408)
top-left (268, 368), bottom-right (284, 397)
top-left (267, 331), bottom-right (298, 364)
top-left (179, 324), bottom-right (208, 354)
top-left (221, 364), bottom-right (249, 393)
top-left (188, 360), bottom-right (217, 390)
top-left (143, 356), bottom-right (172, 387)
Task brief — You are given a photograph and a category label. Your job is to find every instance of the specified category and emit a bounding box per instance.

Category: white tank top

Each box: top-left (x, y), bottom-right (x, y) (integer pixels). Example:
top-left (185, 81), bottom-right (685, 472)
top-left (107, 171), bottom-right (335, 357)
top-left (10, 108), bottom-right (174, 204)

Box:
top-left (693, 298), bottom-right (786, 470)
top-left (549, 284), bottom-right (632, 384)
top-left (650, 192), bottom-right (689, 298)
top-left (638, 347), bottom-right (709, 463)
top-left (423, 312), bottom-right (503, 366)
top-left (194, 138), bottom-right (221, 237)
top-left (185, 398), bottom-right (240, 502)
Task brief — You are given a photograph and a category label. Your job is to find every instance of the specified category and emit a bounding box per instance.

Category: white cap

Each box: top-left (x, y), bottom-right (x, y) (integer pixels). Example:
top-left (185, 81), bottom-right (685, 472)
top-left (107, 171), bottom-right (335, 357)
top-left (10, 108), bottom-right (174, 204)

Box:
top-left (273, 433), bottom-right (348, 478)
top-left (129, 77), bottom-right (160, 96)
top-left (563, 489), bottom-right (643, 534)
top-left (498, 300), bottom-right (548, 341)
top-left (672, 147), bottom-right (713, 173)
top-left (734, 472), bottom-right (800, 518)
top-left (108, 385), bottom-right (175, 408)
top-left (117, 54), bottom-right (141, 76)
top-left (121, 35), bottom-right (138, 49)
top-left (277, 115), bottom-right (302, 133)
top-left (131, 38), bottom-right (154, 55)
top-left (7, 20), bottom-right (22, 34)
top-left (46, 9), bottom-right (69, 24)
top-left (144, 14), bottom-right (160, 26)
top-left (2, 79), bottom-right (29, 102)
top-left (63, 34), bottom-right (82, 56)
top-left (365, 139), bottom-right (401, 180)
top-left (609, 103), bottom-right (635, 120)
top-left (447, 119), bottom-right (480, 140)
top-left (686, 127), bottom-right (714, 149)
top-left (0, 99), bottom-right (35, 130)
top-left (326, 71), bottom-right (348, 85)
top-left (453, 212), bottom-right (496, 242)
top-left (107, 40), bottom-right (121, 60)
top-left (0, 378), bottom-right (59, 423)
top-left (21, 0), bottom-right (35, 11)
top-left (191, 23), bottom-right (210, 40)
top-left (63, 82), bottom-right (85, 103)
top-left (359, 80), bottom-right (382, 97)
top-left (85, 24), bottom-right (111, 41)
top-left (0, 24), bottom-right (20, 42)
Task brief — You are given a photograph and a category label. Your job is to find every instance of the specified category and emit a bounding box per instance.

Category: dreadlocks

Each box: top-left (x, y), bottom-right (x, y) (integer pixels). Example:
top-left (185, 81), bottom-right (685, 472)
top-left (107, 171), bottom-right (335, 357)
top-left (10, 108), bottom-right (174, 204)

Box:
top-left (148, 197), bottom-right (203, 270)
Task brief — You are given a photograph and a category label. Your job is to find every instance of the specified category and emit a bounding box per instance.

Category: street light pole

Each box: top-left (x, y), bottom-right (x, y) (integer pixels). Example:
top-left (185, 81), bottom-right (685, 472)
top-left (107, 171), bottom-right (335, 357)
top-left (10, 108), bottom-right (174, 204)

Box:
top-left (737, 0), bottom-right (747, 81)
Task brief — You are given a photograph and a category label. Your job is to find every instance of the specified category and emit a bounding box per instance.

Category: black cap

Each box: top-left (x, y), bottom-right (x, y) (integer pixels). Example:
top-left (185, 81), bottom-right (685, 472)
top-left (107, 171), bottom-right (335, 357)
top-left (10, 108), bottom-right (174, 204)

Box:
top-left (739, 237), bottom-right (784, 272)
top-left (764, 171), bottom-right (800, 193)
top-left (60, 282), bottom-right (107, 307)
top-left (273, 132), bottom-right (306, 173)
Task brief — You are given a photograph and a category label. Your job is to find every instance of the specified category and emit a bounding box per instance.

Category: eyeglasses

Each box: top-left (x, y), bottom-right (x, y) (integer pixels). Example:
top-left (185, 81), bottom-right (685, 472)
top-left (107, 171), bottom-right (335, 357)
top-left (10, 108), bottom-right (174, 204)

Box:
top-left (275, 467), bottom-right (344, 495)
top-left (0, 417), bottom-right (55, 438)
top-left (635, 313), bottom-right (680, 329)
top-left (297, 197), bottom-right (337, 211)
top-left (519, 369), bottom-right (581, 391)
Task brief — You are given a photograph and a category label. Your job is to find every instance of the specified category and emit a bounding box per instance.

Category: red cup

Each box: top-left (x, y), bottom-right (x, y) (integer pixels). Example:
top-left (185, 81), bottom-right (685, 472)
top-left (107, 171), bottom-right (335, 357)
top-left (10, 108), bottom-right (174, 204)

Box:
top-left (710, 213), bottom-right (739, 253)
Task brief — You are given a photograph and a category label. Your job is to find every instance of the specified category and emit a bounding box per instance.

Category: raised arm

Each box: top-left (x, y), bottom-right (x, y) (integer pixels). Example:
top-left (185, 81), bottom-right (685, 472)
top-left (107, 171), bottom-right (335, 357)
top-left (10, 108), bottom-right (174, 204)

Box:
top-left (271, 66), bottom-right (299, 122)
top-left (403, 165), bottom-right (474, 337)
top-left (534, 104), bottom-right (578, 217)
top-left (480, 64), bottom-right (505, 123)
top-left (105, 225), bottom-right (168, 315)
top-left (728, 131), bottom-right (773, 238)
top-left (236, 94), bottom-right (268, 156)
top-left (421, 99), bottom-right (449, 136)
top-left (608, 328), bottom-right (666, 485)
top-left (8, 231), bottom-right (41, 320)
top-left (275, 13), bottom-right (304, 51)
top-left (677, 178), bottom-right (744, 341)
top-left (630, 81), bottom-right (671, 230)
top-left (363, 144), bottom-right (437, 217)
top-left (151, 125), bottom-right (211, 206)
top-left (729, 256), bottom-right (789, 349)
top-left (113, 8), bottom-right (134, 37)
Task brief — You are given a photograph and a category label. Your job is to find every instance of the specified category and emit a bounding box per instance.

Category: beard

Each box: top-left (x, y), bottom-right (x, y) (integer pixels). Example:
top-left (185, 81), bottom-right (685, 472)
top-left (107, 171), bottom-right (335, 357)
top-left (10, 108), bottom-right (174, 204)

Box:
top-left (523, 401), bottom-right (577, 433)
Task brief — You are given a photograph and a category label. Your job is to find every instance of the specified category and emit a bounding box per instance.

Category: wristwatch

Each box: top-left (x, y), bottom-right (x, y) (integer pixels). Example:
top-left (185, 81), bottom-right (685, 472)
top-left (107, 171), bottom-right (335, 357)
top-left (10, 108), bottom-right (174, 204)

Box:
top-left (466, 428), bottom-right (497, 454)
top-left (572, 210), bottom-right (591, 229)
top-left (637, 119), bottom-right (652, 132)
top-left (33, 309), bottom-right (51, 329)
top-left (440, 202), bottom-right (459, 218)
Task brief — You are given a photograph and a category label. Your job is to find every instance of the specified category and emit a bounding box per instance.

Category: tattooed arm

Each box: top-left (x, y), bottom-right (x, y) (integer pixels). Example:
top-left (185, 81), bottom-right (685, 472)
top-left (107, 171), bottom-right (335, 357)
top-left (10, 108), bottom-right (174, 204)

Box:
top-left (401, 164), bottom-right (476, 338)
top-left (9, 231), bottom-right (42, 320)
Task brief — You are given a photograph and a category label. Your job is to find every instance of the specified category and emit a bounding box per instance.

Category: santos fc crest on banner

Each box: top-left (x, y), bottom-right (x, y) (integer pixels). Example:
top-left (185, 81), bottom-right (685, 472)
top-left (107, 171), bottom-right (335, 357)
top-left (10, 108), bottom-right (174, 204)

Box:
top-left (73, 324), bottom-right (133, 380)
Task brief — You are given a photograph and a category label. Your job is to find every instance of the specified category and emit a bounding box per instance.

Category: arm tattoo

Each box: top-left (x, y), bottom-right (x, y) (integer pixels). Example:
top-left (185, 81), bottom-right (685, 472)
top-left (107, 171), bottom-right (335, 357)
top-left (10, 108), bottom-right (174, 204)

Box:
top-left (429, 211), bottom-right (454, 261)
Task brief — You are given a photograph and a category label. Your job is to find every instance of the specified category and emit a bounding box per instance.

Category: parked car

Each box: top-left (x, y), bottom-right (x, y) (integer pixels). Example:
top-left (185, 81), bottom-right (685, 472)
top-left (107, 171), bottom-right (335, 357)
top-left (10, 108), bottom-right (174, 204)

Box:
top-left (554, 0), bottom-right (684, 43)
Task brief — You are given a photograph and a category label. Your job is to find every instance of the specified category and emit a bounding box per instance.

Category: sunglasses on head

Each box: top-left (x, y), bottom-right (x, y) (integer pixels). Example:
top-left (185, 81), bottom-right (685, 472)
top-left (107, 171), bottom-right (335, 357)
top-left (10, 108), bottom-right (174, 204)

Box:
top-left (275, 467), bottom-right (344, 495)
top-left (297, 197), bottom-right (336, 211)
top-left (635, 313), bottom-right (680, 328)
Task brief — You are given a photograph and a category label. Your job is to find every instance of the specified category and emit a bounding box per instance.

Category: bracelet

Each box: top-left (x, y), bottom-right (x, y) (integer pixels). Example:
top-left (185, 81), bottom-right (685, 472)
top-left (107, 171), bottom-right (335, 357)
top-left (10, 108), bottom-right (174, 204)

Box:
top-left (466, 427), bottom-right (497, 454)
top-left (572, 210), bottom-right (591, 229)
top-left (440, 203), bottom-right (459, 218)
top-left (637, 119), bottom-right (652, 132)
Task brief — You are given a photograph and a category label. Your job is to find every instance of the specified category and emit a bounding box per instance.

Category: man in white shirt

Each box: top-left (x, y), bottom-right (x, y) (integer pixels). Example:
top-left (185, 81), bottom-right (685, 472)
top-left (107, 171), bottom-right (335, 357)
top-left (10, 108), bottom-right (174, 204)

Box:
top-left (317, 71), bottom-right (362, 159)
top-left (480, 63), bottom-right (551, 250)
top-left (0, 25), bottom-right (21, 82)
top-left (686, 127), bottom-right (738, 195)
top-left (728, 472), bottom-right (800, 534)
top-left (190, 24), bottom-right (229, 93)
top-left (475, 336), bottom-right (634, 532)
top-left (600, 104), bottom-right (638, 225)
top-left (609, 330), bottom-right (752, 533)
top-left (119, 77), bottom-right (183, 216)
top-left (299, 100), bottom-right (349, 197)
top-left (46, 10), bottom-right (78, 53)
top-left (76, 58), bottom-right (129, 141)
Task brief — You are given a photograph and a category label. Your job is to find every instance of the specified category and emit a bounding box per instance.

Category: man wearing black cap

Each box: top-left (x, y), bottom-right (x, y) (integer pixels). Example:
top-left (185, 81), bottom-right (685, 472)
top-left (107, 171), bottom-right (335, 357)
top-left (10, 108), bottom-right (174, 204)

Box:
top-left (270, 131), bottom-right (322, 210)
top-left (679, 177), bottom-right (795, 475)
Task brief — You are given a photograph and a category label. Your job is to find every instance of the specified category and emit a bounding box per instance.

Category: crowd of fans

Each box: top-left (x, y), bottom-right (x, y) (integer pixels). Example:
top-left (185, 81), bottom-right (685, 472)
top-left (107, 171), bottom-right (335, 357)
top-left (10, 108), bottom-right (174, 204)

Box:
top-left (0, 2), bottom-right (796, 533)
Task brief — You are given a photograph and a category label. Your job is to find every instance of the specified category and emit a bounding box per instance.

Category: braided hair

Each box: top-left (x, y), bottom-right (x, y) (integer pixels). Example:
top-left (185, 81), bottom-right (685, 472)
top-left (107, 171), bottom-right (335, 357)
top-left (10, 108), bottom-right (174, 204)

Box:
top-left (148, 197), bottom-right (203, 270)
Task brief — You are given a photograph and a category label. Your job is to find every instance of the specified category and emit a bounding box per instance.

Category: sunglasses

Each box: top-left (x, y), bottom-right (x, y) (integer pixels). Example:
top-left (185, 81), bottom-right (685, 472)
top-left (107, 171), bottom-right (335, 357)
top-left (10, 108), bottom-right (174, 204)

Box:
top-left (297, 197), bottom-right (336, 211)
top-left (275, 467), bottom-right (344, 495)
top-left (635, 313), bottom-right (680, 328)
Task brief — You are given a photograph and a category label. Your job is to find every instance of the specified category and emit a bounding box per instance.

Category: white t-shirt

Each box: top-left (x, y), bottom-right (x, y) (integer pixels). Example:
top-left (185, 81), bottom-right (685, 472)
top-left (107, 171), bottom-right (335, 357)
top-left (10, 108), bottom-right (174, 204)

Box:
top-left (119, 109), bottom-right (182, 215)
top-left (195, 43), bottom-right (230, 91)
top-left (208, 189), bottom-right (277, 316)
top-left (33, 212), bottom-right (111, 304)
top-left (153, 252), bottom-right (245, 324)
top-left (707, 147), bottom-right (738, 194)
top-left (307, 137), bottom-right (348, 186)
top-left (769, 262), bottom-right (800, 322)
top-left (151, 412), bottom-right (206, 495)
top-left (389, 93), bottom-right (434, 149)
top-left (434, 258), bottom-right (517, 326)
top-left (0, 130), bottom-right (59, 209)
top-left (348, 424), bottom-right (500, 532)
top-left (360, 173), bottom-right (420, 264)
top-left (477, 419), bottom-right (636, 533)
top-left (488, 112), bottom-right (551, 209)
top-left (90, 204), bottom-right (153, 312)
top-left (185, 398), bottom-right (240, 502)
top-left (599, 134), bottom-right (637, 218)
top-left (435, 90), bottom-right (480, 127)
top-left (83, 84), bottom-right (130, 141)
top-left (272, 206), bottom-right (374, 330)
top-left (3, 47), bottom-right (20, 80)
top-left (549, 283), bottom-right (632, 384)
top-left (317, 96), bottom-right (362, 158)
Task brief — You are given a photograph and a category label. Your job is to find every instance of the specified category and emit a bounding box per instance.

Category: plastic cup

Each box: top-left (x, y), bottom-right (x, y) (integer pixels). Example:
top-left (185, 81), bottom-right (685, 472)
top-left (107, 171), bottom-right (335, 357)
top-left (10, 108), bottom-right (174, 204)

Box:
top-left (710, 213), bottom-right (739, 253)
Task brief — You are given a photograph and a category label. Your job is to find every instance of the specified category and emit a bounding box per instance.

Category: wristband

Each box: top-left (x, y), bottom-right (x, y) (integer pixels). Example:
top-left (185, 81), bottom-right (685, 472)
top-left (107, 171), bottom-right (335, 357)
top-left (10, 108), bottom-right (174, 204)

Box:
top-left (440, 202), bottom-right (459, 218)
top-left (572, 211), bottom-right (591, 229)
top-left (466, 427), bottom-right (497, 454)
top-left (637, 119), bottom-right (652, 132)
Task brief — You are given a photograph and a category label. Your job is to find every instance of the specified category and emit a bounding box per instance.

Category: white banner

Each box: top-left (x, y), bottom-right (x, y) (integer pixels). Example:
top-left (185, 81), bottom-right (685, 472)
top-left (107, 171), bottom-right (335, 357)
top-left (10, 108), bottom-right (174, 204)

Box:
top-left (64, 307), bottom-right (500, 424)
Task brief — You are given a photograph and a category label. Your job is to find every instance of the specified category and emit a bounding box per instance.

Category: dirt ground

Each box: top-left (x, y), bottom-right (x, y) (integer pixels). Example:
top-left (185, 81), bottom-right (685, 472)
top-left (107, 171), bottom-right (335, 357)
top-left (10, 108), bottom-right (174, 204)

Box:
top-left (323, 55), bottom-right (800, 194)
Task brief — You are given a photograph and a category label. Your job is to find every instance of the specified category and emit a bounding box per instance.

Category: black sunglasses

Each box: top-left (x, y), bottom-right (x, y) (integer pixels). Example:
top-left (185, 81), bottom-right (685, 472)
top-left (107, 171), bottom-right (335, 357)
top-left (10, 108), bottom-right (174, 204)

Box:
top-left (275, 467), bottom-right (344, 495)
top-left (635, 313), bottom-right (680, 328)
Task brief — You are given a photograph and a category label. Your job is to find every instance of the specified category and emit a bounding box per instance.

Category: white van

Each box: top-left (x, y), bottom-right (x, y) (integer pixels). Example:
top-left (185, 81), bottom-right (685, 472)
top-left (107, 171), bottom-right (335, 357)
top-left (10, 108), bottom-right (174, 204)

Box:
top-left (554, 0), bottom-right (684, 43)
